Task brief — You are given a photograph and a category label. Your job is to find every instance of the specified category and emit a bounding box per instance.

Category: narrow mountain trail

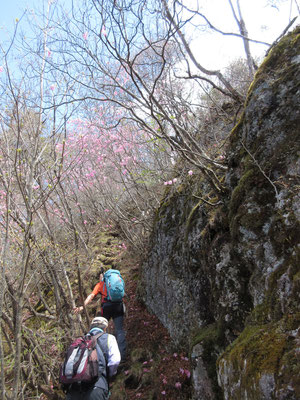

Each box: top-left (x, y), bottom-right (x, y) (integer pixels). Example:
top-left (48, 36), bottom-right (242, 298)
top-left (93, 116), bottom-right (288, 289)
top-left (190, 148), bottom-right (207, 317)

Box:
top-left (109, 259), bottom-right (193, 400)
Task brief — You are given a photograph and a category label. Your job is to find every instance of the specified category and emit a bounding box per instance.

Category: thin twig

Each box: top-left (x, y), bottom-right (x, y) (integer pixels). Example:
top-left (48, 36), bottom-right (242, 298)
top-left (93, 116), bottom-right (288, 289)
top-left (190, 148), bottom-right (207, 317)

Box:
top-left (241, 142), bottom-right (279, 198)
top-left (266, 16), bottom-right (298, 57)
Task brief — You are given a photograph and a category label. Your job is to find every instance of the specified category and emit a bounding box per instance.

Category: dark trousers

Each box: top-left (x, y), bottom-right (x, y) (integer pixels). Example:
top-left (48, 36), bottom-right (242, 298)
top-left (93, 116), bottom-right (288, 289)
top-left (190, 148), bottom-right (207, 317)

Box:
top-left (66, 386), bottom-right (109, 399)
top-left (99, 301), bottom-right (126, 360)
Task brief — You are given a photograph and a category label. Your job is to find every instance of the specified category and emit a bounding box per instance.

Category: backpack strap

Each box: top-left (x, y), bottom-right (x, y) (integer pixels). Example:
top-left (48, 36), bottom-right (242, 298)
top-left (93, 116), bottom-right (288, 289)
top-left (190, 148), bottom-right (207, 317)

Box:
top-left (90, 332), bottom-right (108, 379)
top-left (99, 280), bottom-right (108, 302)
top-left (91, 331), bottom-right (104, 346)
top-left (93, 332), bottom-right (110, 379)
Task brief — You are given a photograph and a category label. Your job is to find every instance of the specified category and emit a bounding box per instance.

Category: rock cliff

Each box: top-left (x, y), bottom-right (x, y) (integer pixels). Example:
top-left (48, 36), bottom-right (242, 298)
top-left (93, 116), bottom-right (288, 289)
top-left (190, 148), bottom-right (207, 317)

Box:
top-left (141, 27), bottom-right (300, 399)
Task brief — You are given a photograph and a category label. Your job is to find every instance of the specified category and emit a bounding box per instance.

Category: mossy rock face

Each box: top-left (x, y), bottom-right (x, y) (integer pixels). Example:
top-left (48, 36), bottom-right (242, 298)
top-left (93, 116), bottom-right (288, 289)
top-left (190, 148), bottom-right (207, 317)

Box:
top-left (217, 26), bottom-right (300, 399)
top-left (225, 25), bottom-right (300, 312)
top-left (142, 177), bottom-right (216, 343)
top-left (217, 313), bottom-right (300, 399)
top-left (191, 322), bottom-right (227, 399)
top-left (228, 26), bottom-right (300, 170)
top-left (142, 27), bottom-right (300, 400)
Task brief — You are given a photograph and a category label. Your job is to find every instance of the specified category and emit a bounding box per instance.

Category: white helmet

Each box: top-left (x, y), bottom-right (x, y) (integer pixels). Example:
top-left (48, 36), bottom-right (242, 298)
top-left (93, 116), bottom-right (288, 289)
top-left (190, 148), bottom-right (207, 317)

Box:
top-left (91, 316), bottom-right (108, 329)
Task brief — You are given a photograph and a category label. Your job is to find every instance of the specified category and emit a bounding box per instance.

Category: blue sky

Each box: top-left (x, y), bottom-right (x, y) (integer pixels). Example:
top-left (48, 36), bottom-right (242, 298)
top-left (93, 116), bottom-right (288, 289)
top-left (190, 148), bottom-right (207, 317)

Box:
top-left (0, 0), bottom-right (38, 45)
top-left (190, 0), bottom-right (297, 68)
top-left (0, 0), bottom-right (32, 28)
top-left (0, 0), bottom-right (298, 69)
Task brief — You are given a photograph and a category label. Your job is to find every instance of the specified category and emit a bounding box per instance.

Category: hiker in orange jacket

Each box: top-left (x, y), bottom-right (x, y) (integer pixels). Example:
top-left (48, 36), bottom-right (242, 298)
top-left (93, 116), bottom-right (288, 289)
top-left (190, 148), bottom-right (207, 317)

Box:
top-left (73, 269), bottom-right (126, 360)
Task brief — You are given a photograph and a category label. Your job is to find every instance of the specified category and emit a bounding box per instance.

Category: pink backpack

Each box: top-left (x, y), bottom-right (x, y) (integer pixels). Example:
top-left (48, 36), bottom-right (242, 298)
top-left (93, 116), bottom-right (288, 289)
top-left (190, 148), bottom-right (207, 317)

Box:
top-left (59, 332), bottom-right (103, 385)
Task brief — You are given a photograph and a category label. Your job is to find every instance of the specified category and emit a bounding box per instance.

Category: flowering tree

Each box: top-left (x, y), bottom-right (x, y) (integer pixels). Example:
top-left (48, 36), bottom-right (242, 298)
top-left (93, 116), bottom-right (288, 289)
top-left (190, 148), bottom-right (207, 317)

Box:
top-left (50, 110), bottom-right (173, 248)
top-left (0, 24), bottom-right (174, 396)
top-left (0, 6), bottom-right (81, 397)
top-left (38, 0), bottom-right (293, 196)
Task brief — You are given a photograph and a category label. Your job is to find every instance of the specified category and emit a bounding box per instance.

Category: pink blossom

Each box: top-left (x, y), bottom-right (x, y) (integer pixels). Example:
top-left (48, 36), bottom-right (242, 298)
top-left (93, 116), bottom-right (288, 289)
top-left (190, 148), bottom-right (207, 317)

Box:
top-left (161, 391), bottom-right (166, 395)
top-left (172, 178), bottom-right (177, 183)
top-left (168, 180), bottom-right (173, 185)
top-left (0, 66), bottom-right (3, 73)
top-left (101, 26), bottom-right (107, 36)
top-left (83, 32), bottom-right (88, 40)
top-left (164, 181), bottom-right (169, 185)
top-left (162, 378), bottom-right (167, 384)
top-left (50, 85), bottom-right (55, 91)
top-left (83, 220), bottom-right (87, 224)
top-left (175, 382), bottom-right (182, 389)
top-left (188, 170), bottom-right (193, 176)
top-left (173, 353), bottom-right (178, 357)
top-left (185, 369), bottom-right (191, 378)
top-left (180, 368), bottom-right (185, 375)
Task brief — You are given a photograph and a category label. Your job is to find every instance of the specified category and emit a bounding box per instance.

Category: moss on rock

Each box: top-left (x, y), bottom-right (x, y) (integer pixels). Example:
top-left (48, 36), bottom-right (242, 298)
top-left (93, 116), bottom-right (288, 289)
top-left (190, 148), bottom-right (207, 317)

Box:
top-left (192, 322), bottom-right (226, 399)
top-left (218, 312), bottom-right (300, 398)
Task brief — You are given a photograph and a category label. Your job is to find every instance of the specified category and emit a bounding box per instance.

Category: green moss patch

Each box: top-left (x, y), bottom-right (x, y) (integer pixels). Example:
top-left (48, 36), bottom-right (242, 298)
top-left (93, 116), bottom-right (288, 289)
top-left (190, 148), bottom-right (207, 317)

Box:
top-left (246, 27), bottom-right (300, 106)
top-left (219, 323), bottom-right (287, 380)
top-left (192, 322), bottom-right (226, 399)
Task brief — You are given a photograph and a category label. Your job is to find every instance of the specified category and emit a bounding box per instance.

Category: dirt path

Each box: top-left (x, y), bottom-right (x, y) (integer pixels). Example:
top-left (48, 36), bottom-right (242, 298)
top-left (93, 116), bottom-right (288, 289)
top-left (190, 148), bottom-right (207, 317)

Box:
top-left (109, 262), bottom-right (192, 400)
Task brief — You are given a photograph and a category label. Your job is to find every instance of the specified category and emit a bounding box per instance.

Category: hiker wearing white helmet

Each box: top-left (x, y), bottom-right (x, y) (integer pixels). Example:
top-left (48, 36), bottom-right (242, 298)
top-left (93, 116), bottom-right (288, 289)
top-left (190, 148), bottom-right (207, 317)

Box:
top-left (65, 317), bottom-right (120, 400)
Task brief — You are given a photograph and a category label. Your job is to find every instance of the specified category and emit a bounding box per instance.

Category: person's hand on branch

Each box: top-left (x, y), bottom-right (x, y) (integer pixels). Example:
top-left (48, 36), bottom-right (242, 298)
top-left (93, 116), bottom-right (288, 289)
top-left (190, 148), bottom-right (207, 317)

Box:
top-left (73, 306), bottom-right (84, 314)
top-left (73, 293), bottom-right (95, 314)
